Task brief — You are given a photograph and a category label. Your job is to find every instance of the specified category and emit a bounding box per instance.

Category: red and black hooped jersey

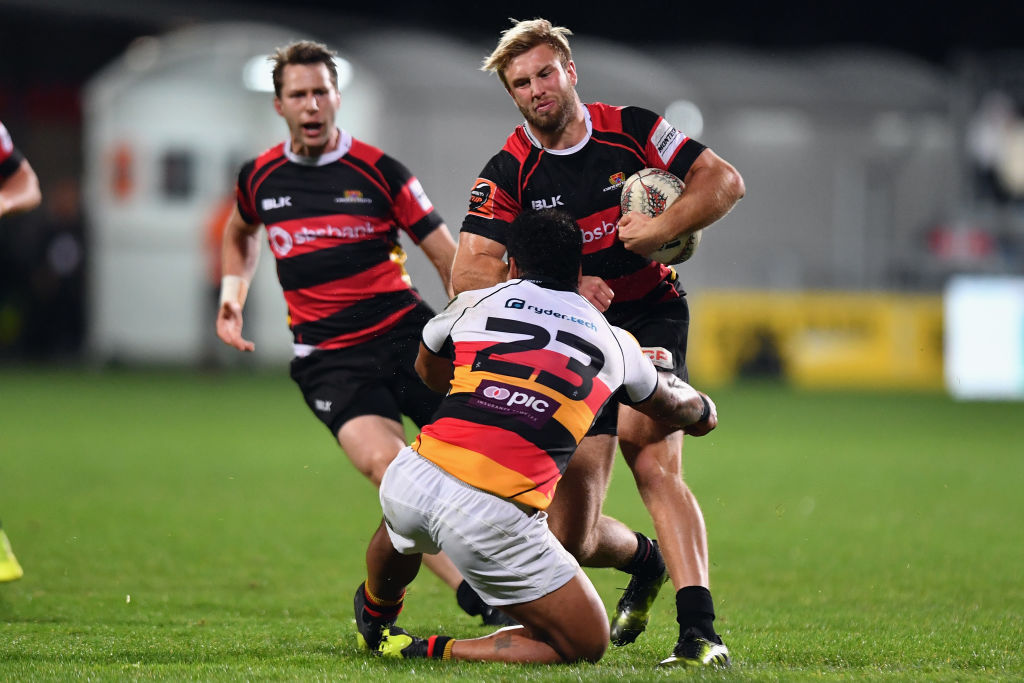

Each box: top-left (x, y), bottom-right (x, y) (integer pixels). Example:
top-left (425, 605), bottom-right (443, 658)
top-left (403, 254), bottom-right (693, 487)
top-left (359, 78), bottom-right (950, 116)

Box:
top-left (414, 277), bottom-right (658, 510)
top-left (461, 103), bottom-right (706, 314)
top-left (0, 121), bottom-right (25, 180)
top-left (236, 129), bottom-right (444, 350)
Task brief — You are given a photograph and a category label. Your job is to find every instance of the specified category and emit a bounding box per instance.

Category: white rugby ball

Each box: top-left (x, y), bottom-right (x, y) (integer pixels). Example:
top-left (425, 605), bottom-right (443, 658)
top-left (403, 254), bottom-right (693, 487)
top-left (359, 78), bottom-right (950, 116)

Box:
top-left (620, 168), bottom-right (702, 265)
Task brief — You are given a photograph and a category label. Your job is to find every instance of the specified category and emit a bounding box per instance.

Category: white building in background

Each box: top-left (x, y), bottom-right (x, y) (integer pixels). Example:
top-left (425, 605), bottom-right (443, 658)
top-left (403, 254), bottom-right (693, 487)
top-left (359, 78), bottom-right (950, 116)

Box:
top-left (83, 22), bottom-right (964, 367)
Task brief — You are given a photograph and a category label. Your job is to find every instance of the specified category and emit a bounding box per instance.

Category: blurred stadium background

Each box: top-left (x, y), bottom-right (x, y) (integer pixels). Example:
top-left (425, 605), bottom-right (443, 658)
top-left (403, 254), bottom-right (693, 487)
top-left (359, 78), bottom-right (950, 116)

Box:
top-left (1, 0), bottom-right (1023, 398)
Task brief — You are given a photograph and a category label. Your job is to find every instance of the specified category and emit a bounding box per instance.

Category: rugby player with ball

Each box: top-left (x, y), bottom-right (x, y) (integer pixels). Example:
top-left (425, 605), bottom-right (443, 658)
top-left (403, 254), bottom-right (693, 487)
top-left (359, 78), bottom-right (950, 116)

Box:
top-left (450, 19), bottom-right (744, 668)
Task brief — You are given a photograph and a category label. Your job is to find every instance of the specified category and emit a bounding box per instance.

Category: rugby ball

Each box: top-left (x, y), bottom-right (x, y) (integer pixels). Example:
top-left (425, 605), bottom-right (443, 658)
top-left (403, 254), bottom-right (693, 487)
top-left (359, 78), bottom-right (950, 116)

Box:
top-left (620, 168), bottom-right (701, 265)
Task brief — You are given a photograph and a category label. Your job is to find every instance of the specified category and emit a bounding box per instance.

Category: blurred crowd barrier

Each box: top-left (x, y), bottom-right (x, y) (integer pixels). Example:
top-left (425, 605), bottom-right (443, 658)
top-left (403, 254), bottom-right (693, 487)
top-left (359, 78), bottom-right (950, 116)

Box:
top-left (689, 290), bottom-right (943, 390)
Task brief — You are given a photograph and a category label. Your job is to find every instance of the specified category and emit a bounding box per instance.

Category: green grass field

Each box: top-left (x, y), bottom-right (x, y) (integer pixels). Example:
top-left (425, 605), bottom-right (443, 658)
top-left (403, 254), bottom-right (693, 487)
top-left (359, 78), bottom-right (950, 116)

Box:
top-left (1, 367), bottom-right (1022, 680)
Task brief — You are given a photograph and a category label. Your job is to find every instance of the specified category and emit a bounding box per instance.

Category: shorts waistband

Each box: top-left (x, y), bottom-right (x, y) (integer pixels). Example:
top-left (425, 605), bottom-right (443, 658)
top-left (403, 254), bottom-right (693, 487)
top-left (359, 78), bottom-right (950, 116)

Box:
top-left (406, 450), bottom-right (539, 516)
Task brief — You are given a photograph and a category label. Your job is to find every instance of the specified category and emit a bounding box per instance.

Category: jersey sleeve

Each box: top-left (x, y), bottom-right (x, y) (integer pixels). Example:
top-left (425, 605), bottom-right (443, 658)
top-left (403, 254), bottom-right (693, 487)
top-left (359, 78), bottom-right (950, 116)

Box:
top-left (459, 150), bottom-right (523, 247)
top-left (613, 326), bottom-right (659, 405)
top-left (621, 106), bottom-right (707, 179)
top-left (421, 290), bottom-right (481, 355)
top-left (234, 159), bottom-right (260, 225)
top-left (377, 154), bottom-right (444, 244)
top-left (0, 121), bottom-right (25, 179)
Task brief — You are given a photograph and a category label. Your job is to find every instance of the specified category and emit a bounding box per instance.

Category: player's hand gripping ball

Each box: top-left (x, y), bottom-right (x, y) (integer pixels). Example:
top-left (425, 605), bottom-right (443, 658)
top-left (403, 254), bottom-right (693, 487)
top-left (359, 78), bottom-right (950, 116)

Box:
top-left (620, 168), bottom-right (701, 265)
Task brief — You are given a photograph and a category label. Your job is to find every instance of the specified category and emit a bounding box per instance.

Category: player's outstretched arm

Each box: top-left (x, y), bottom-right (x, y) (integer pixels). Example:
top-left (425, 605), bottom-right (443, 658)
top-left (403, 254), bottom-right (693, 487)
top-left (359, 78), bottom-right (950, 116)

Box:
top-left (419, 224), bottom-right (457, 298)
top-left (0, 159), bottom-right (41, 220)
top-left (451, 232), bottom-right (508, 294)
top-left (635, 373), bottom-right (718, 436)
top-left (216, 205), bottom-right (261, 352)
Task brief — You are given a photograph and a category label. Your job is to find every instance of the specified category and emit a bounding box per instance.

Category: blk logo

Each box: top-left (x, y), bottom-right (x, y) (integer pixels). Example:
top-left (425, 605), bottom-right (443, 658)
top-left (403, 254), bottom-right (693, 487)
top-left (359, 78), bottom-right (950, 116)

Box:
top-left (531, 195), bottom-right (564, 210)
top-left (262, 196), bottom-right (292, 210)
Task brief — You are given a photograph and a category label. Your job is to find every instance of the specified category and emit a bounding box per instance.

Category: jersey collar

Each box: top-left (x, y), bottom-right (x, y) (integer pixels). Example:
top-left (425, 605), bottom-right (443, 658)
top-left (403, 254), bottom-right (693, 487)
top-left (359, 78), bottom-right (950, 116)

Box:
top-left (283, 127), bottom-right (352, 166)
top-left (523, 105), bottom-right (592, 156)
top-left (519, 273), bottom-right (578, 292)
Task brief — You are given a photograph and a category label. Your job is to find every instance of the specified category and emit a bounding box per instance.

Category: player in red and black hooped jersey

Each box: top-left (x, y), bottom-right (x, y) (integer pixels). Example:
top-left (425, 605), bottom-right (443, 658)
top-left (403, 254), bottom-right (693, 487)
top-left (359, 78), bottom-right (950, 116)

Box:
top-left (215, 41), bottom-right (515, 628)
top-left (452, 20), bottom-right (744, 668)
top-left (235, 129), bottom-right (443, 351)
top-left (462, 102), bottom-right (706, 316)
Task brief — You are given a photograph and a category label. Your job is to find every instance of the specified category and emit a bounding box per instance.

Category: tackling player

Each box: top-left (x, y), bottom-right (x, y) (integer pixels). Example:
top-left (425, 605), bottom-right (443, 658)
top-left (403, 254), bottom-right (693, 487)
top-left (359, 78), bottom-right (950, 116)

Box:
top-left (354, 209), bottom-right (720, 664)
top-left (215, 41), bottom-right (507, 625)
top-left (0, 118), bottom-right (42, 583)
top-left (451, 19), bottom-right (744, 667)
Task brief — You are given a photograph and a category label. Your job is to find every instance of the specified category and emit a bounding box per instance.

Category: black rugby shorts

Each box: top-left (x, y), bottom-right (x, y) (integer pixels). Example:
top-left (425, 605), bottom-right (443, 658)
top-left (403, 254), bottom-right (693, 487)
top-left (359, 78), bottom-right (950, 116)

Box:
top-left (289, 303), bottom-right (442, 436)
top-left (586, 294), bottom-right (690, 436)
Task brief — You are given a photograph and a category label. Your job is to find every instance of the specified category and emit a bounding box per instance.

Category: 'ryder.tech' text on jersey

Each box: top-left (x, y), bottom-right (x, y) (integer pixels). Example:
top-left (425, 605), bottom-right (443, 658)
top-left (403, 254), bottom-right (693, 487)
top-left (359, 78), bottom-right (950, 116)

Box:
top-left (414, 277), bottom-right (658, 510)
top-left (461, 103), bottom-right (706, 313)
top-left (236, 129), bottom-right (444, 351)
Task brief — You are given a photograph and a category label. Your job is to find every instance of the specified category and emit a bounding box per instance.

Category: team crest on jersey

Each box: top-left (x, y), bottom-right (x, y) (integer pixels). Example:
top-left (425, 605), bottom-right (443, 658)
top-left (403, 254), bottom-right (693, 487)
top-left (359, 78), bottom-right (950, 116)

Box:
top-left (468, 178), bottom-right (496, 219)
top-left (602, 172), bottom-right (627, 193)
top-left (469, 380), bottom-right (560, 428)
top-left (335, 190), bottom-right (372, 204)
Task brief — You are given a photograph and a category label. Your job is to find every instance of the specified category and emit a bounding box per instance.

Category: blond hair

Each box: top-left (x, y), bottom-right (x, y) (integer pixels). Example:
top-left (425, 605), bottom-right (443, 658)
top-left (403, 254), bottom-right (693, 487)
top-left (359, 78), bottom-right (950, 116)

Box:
top-left (482, 18), bottom-right (573, 91)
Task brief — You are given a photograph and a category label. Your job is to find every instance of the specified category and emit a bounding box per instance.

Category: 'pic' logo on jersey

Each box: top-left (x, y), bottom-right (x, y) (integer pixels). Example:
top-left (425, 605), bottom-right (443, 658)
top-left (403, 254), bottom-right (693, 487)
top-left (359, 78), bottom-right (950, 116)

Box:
top-left (505, 298), bottom-right (525, 309)
top-left (469, 380), bottom-right (561, 428)
top-left (468, 178), bottom-right (496, 219)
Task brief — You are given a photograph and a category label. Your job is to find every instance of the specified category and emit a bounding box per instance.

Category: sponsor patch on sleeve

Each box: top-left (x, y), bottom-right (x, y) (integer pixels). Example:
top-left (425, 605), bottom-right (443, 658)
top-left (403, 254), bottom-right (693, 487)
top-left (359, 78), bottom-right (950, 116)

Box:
top-left (408, 178), bottom-right (433, 213)
top-left (642, 346), bottom-right (675, 370)
top-left (468, 178), bottom-right (496, 219)
top-left (651, 119), bottom-right (684, 166)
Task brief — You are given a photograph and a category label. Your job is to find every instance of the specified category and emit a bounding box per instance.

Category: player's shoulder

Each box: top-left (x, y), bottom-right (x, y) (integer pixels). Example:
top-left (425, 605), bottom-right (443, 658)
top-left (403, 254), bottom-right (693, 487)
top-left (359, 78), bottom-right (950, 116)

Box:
top-left (244, 142), bottom-right (287, 175)
top-left (494, 126), bottom-right (534, 163)
top-left (346, 135), bottom-right (386, 165)
top-left (455, 280), bottom-right (523, 308)
top-left (475, 129), bottom-right (532, 185)
top-left (589, 102), bottom-right (660, 135)
top-left (347, 136), bottom-right (417, 184)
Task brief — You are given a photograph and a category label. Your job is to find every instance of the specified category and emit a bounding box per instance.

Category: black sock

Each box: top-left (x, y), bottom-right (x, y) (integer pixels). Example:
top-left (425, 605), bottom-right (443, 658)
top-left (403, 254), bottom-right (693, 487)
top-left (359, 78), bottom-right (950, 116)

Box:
top-left (456, 580), bottom-right (487, 616)
top-left (619, 532), bottom-right (664, 577)
top-left (676, 585), bottom-right (718, 641)
top-left (424, 635), bottom-right (454, 659)
top-left (361, 582), bottom-right (403, 622)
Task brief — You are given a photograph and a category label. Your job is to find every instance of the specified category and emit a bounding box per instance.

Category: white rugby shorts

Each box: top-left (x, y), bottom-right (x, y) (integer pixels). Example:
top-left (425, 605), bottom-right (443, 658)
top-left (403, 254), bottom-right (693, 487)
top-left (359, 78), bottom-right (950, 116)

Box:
top-left (379, 447), bottom-right (579, 606)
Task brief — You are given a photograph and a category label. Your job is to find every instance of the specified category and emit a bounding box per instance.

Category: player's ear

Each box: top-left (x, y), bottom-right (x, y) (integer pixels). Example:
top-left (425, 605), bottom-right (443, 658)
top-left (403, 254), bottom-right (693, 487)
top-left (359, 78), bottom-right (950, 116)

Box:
top-left (507, 257), bottom-right (520, 280)
top-left (273, 97), bottom-right (283, 116)
top-left (566, 60), bottom-right (578, 87)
